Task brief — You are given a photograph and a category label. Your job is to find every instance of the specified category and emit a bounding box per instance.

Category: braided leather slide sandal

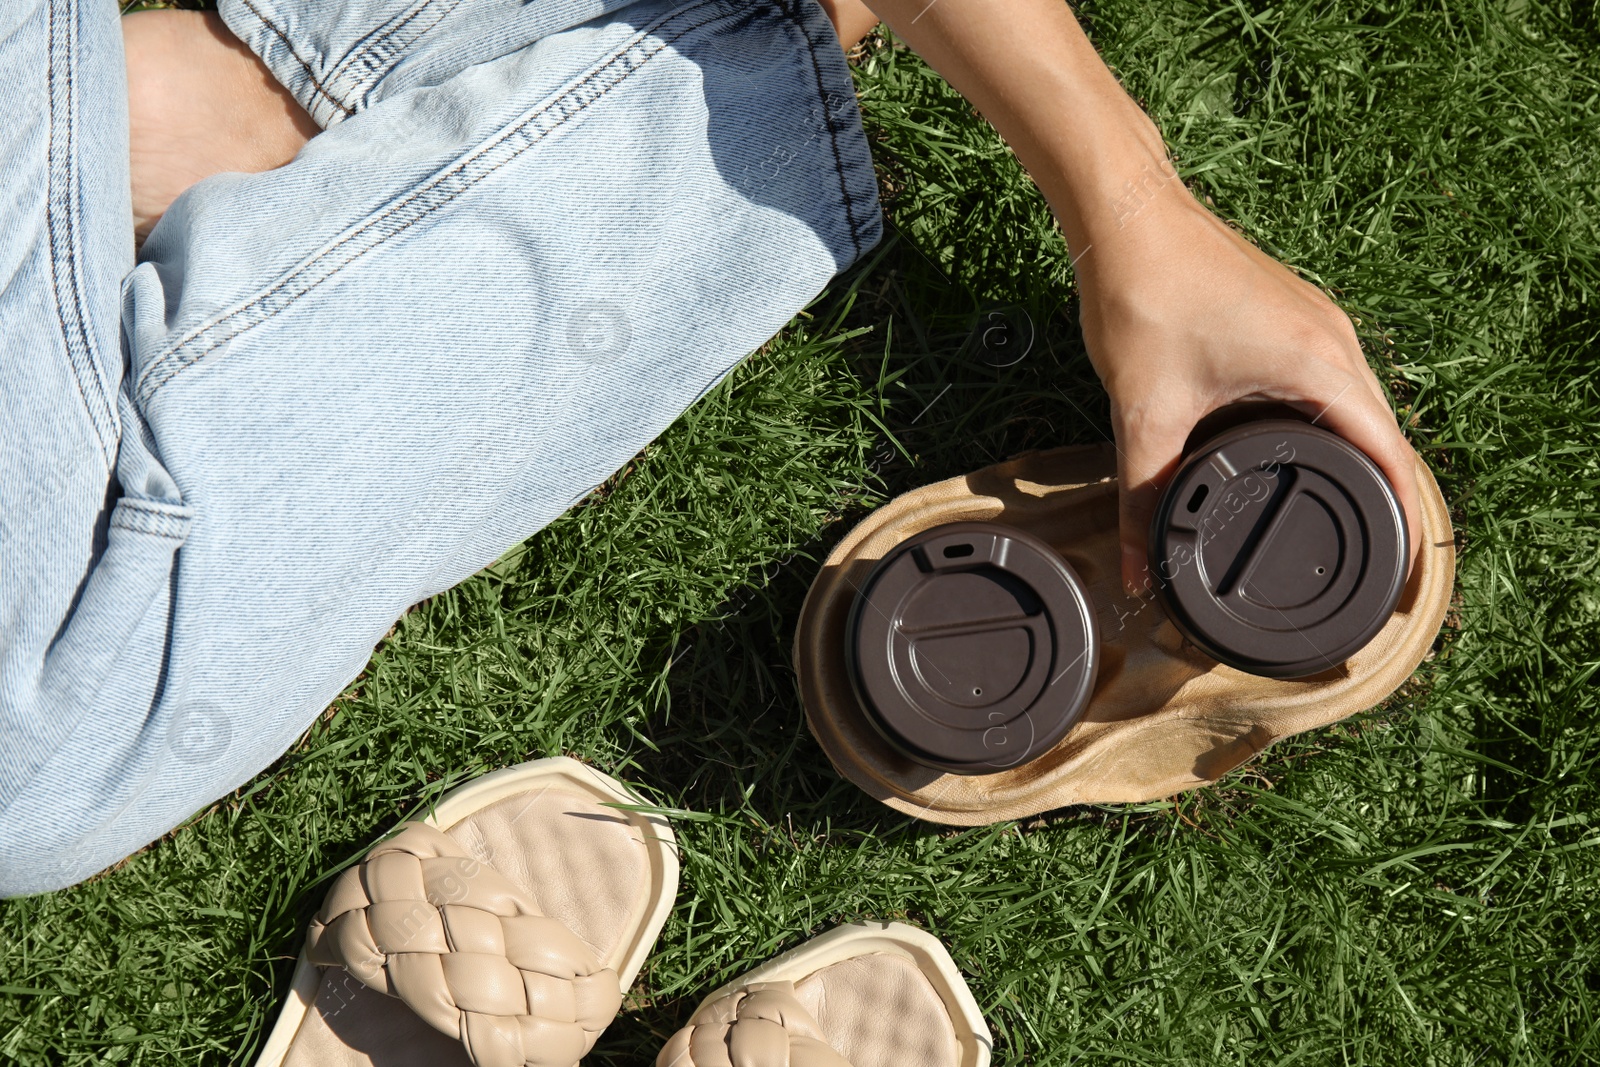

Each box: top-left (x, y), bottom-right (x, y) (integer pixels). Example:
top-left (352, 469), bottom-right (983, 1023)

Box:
top-left (657, 921), bottom-right (991, 1067)
top-left (253, 757), bottom-right (678, 1067)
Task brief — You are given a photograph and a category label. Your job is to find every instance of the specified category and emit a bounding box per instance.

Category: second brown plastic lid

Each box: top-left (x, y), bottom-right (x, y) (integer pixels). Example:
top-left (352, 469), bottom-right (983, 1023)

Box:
top-left (1148, 419), bottom-right (1409, 679)
top-left (844, 521), bottom-right (1099, 775)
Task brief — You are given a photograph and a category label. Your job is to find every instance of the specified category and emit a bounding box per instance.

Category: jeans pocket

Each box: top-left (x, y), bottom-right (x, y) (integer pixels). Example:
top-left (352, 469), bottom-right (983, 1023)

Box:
top-left (1, 485), bottom-right (192, 823)
top-left (42, 494), bottom-right (191, 709)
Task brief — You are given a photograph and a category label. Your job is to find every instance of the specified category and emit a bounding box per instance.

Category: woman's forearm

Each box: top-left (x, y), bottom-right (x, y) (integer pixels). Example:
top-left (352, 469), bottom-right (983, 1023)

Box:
top-left (859, 0), bottom-right (1181, 258)
top-left (857, 0), bottom-right (1424, 591)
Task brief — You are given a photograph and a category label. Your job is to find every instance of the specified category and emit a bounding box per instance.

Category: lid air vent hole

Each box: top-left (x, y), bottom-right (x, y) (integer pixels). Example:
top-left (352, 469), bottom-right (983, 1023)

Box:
top-left (973, 688), bottom-right (983, 696)
top-left (943, 543), bottom-right (975, 559)
top-left (1186, 484), bottom-right (1210, 513)
top-left (1315, 566), bottom-right (1326, 575)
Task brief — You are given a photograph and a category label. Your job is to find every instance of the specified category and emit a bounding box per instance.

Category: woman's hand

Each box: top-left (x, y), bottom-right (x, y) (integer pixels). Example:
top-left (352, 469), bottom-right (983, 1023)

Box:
top-left (1073, 184), bottom-right (1423, 594)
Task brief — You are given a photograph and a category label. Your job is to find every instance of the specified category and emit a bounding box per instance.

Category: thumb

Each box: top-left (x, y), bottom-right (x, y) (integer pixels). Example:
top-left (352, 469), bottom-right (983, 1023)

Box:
top-left (1111, 401), bottom-right (1195, 597)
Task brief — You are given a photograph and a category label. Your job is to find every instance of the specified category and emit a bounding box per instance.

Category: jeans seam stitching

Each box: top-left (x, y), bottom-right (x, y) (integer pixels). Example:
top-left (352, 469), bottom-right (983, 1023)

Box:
top-left (782, 0), bottom-right (865, 259)
top-left (135, 0), bottom-right (732, 406)
top-left (237, 0), bottom-right (356, 120)
top-left (107, 516), bottom-right (188, 541)
top-left (108, 509), bottom-right (186, 526)
top-left (115, 497), bottom-right (189, 516)
top-left (325, 0), bottom-right (462, 111)
top-left (45, 0), bottom-right (116, 466)
top-left (322, 0), bottom-right (431, 86)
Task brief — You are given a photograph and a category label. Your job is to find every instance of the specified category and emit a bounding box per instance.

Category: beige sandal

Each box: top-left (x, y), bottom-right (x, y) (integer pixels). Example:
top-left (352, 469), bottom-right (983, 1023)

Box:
top-left (253, 757), bottom-right (678, 1067)
top-left (657, 922), bottom-right (991, 1067)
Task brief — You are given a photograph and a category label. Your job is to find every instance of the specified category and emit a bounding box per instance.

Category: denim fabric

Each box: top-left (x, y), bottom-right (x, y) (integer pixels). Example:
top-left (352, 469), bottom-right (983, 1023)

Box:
top-left (0, 0), bottom-right (881, 896)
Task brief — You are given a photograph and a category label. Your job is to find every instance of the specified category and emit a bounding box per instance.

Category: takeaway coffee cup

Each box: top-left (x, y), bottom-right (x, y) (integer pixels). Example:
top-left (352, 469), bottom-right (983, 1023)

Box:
top-left (844, 521), bottom-right (1100, 775)
top-left (1147, 417), bottom-right (1409, 679)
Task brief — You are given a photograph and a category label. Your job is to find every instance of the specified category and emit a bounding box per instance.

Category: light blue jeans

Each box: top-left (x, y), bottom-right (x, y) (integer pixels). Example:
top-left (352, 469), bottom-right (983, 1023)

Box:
top-left (0, 0), bottom-right (881, 896)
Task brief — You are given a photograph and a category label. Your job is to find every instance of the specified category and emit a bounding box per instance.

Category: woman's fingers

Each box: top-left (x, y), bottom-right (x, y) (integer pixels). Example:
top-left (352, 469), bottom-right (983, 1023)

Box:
top-left (1110, 398), bottom-right (1194, 596)
top-left (1298, 373), bottom-right (1424, 577)
top-left (1289, 292), bottom-right (1424, 575)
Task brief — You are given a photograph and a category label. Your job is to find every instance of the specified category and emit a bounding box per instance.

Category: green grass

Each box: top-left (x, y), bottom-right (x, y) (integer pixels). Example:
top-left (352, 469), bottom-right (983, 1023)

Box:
top-left (8, 0), bottom-right (1600, 1063)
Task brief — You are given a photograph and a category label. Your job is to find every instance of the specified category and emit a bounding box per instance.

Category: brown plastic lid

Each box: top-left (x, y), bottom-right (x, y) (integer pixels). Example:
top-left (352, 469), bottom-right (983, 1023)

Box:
top-left (844, 521), bottom-right (1099, 775)
top-left (1148, 419), bottom-right (1409, 679)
